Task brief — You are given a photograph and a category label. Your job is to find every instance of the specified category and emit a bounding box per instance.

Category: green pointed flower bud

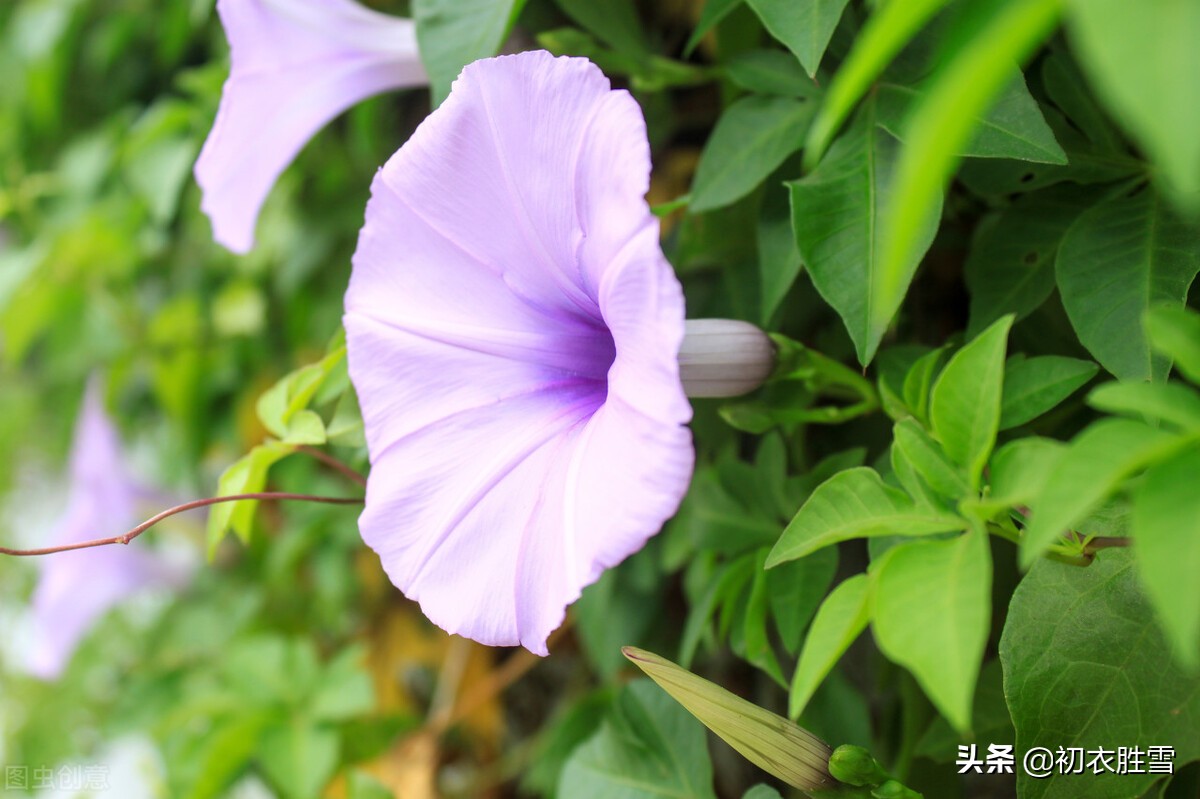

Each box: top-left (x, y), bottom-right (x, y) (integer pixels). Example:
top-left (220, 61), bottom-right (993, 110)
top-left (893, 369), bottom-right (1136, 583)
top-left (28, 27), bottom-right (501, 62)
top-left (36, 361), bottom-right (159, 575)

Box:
top-left (622, 646), bottom-right (835, 792)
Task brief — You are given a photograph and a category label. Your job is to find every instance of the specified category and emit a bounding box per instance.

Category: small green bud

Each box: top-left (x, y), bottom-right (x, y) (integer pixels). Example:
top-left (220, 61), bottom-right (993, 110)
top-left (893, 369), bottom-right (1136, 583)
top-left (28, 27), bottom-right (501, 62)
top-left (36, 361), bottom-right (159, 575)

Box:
top-left (828, 745), bottom-right (889, 787)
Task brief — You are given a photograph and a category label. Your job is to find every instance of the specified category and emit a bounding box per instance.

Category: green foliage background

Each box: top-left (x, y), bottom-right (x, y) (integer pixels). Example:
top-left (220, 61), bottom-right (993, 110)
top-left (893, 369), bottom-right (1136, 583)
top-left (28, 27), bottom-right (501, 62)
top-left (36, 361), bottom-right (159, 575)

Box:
top-left (1, 0), bottom-right (1198, 797)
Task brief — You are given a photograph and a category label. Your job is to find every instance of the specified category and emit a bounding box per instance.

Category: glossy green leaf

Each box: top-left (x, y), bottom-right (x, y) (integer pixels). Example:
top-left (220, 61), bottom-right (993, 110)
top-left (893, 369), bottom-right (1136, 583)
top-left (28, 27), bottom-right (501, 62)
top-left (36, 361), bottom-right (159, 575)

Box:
top-left (559, 680), bottom-right (718, 799)
top-left (1134, 447), bottom-right (1200, 668)
top-left (789, 573), bottom-right (871, 719)
top-left (741, 550), bottom-right (786, 685)
top-left (757, 171), bottom-right (804, 323)
top-left (1001, 551), bottom-right (1200, 798)
top-left (878, 0), bottom-right (1061, 340)
top-left (1145, 306), bottom-right (1200, 385)
top-left (1000, 355), bottom-right (1098, 429)
top-left (1066, 0), bottom-right (1200, 208)
top-left (872, 528), bottom-right (991, 733)
top-left (745, 0), bottom-right (851, 77)
top-left (790, 105), bottom-right (943, 364)
top-left (1056, 189), bottom-right (1200, 382)
top-left (1089, 382), bottom-right (1200, 432)
top-left (691, 94), bottom-right (817, 212)
top-left (623, 650), bottom-right (835, 792)
top-left (876, 73), bottom-right (1065, 164)
top-left (768, 546), bottom-right (838, 655)
top-left (930, 315), bottom-right (1012, 488)
top-left (413, 0), bottom-right (525, 106)
top-left (1021, 419), bottom-right (1183, 565)
top-left (965, 185), bottom-right (1095, 336)
top-left (725, 49), bottom-right (813, 97)
top-left (804, 0), bottom-right (952, 165)
top-left (767, 467), bottom-right (964, 565)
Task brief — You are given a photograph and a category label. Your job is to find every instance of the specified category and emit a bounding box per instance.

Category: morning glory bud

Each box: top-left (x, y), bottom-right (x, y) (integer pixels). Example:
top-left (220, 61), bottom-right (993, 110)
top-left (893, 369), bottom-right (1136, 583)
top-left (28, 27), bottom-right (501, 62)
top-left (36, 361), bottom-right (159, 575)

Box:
top-left (678, 318), bottom-right (776, 398)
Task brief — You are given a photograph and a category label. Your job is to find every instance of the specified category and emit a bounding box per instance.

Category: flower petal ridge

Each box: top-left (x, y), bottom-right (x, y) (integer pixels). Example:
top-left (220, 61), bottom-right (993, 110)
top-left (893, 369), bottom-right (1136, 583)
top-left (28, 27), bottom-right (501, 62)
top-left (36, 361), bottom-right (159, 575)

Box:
top-left (195, 0), bottom-right (427, 253)
top-left (344, 51), bottom-right (694, 655)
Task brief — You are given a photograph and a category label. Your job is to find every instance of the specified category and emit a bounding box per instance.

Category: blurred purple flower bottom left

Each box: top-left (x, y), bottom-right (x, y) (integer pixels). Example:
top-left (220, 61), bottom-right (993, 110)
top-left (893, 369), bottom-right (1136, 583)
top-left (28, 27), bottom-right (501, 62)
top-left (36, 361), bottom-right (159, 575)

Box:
top-left (344, 51), bottom-right (695, 655)
top-left (25, 384), bottom-right (177, 680)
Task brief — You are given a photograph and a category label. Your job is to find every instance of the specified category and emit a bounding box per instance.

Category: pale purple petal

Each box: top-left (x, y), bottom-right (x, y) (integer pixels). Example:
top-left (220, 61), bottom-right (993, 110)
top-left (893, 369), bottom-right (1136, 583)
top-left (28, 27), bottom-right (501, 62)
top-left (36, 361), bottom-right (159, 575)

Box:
top-left (344, 51), bottom-right (694, 654)
top-left (195, 0), bottom-right (427, 253)
top-left (24, 384), bottom-right (170, 680)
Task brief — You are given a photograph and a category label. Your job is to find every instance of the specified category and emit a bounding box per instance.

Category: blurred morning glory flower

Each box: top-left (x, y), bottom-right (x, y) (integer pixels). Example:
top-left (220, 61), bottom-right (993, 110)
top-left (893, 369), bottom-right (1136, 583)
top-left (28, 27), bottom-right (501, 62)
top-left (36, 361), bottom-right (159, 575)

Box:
top-left (344, 51), bottom-right (706, 655)
top-left (24, 383), bottom-right (183, 680)
top-left (195, 0), bottom-right (428, 253)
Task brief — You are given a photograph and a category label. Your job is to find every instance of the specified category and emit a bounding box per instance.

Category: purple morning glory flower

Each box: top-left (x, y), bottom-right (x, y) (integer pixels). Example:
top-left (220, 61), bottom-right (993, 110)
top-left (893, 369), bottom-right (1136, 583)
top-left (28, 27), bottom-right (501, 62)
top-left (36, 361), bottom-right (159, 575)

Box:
top-left (343, 51), bottom-right (697, 655)
top-left (25, 383), bottom-right (173, 680)
top-left (195, 0), bottom-right (428, 253)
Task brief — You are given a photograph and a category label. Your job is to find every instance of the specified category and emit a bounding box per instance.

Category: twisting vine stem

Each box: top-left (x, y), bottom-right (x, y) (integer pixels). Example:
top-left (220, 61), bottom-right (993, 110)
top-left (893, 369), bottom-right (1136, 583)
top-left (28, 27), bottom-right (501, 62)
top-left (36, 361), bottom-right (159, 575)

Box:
top-left (0, 492), bottom-right (363, 557)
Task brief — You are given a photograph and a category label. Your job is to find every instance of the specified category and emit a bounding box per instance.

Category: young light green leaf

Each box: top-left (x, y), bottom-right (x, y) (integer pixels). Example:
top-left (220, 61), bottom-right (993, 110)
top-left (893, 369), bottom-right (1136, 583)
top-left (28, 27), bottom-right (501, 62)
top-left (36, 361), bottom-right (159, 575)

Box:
top-left (892, 418), bottom-right (971, 500)
top-left (1001, 551), bottom-right (1200, 799)
top-left (691, 94), bottom-right (817, 212)
top-left (804, 0), bottom-right (953, 165)
top-left (1000, 355), bottom-right (1098, 429)
top-left (622, 649), bottom-right (836, 793)
top-left (1145, 306), bottom-right (1200, 385)
top-left (930, 315), bottom-right (1013, 488)
top-left (790, 105), bottom-right (943, 364)
top-left (889, 441), bottom-right (942, 509)
top-left (1065, 0), bottom-right (1200, 210)
top-left (767, 467), bottom-right (965, 565)
top-left (1089, 382), bottom-right (1200, 432)
top-left (965, 185), bottom-right (1095, 337)
top-left (282, 409), bottom-right (326, 446)
top-left (878, 0), bottom-right (1061, 341)
top-left (789, 573), bottom-right (871, 719)
top-left (413, 0), bottom-right (525, 106)
top-left (256, 346), bottom-right (346, 440)
top-left (901, 346), bottom-right (949, 425)
top-left (876, 73), bottom-right (1065, 164)
top-left (1134, 448), bottom-right (1200, 669)
top-left (1020, 419), bottom-right (1183, 566)
top-left (983, 437), bottom-right (1065, 510)
top-left (726, 49), bottom-right (814, 98)
top-left (206, 441), bottom-right (294, 556)
top-left (559, 680), bottom-right (717, 799)
top-left (1056, 189), bottom-right (1200, 382)
top-left (872, 528), bottom-right (991, 734)
top-left (745, 0), bottom-right (851, 78)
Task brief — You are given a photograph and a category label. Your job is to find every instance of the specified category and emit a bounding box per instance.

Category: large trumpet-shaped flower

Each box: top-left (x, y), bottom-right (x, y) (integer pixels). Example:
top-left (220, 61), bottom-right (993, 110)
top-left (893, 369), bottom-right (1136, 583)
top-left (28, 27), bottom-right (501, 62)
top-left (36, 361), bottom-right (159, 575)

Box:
top-left (344, 51), bottom-right (695, 655)
top-left (25, 384), bottom-right (176, 679)
top-left (195, 0), bottom-right (427, 253)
